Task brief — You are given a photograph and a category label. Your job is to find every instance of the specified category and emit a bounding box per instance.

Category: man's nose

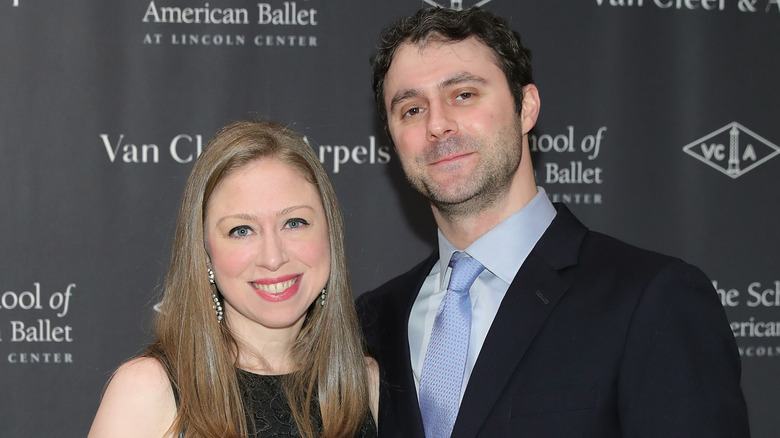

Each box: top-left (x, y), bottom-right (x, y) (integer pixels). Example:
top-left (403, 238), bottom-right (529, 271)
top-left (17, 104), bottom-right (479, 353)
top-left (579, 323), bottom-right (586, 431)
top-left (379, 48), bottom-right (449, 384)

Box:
top-left (427, 101), bottom-right (458, 141)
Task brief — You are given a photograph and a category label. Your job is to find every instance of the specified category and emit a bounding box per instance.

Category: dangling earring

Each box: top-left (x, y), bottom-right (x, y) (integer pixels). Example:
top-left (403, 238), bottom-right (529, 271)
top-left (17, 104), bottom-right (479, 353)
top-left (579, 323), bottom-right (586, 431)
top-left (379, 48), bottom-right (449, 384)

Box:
top-left (212, 292), bottom-right (224, 323)
top-left (320, 288), bottom-right (326, 306)
top-left (207, 268), bottom-right (223, 323)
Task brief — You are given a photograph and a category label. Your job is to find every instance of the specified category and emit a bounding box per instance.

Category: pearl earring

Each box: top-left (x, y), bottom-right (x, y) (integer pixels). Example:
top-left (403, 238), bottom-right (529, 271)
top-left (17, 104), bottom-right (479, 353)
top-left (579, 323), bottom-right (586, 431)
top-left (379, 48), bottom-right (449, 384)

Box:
top-left (207, 268), bottom-right (222, 323)
top-left (212, 291), bottom-right (223, 323)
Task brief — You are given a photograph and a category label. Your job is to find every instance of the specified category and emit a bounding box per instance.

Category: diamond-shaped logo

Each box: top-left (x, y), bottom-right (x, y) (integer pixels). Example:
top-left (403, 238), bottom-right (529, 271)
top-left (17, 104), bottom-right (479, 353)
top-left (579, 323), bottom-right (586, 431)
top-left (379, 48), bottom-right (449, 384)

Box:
top-left (682, 122), bottom-right (779, 179)
top-left (422, 0), bottom-right (493, 11)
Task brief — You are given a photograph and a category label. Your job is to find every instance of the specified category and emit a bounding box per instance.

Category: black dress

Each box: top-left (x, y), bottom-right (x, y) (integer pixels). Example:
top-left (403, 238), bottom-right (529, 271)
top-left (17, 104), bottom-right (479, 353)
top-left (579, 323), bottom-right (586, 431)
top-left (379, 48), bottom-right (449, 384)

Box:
top-left (238, 369), bottom-right (377, 438)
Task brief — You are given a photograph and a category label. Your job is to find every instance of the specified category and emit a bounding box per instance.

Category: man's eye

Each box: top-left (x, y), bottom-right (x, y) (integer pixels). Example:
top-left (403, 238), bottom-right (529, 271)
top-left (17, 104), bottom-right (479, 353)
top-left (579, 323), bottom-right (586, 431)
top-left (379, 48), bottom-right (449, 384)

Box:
top-left (285, 218), bottom-right (310, 229)
top-left (404, 107), bottom-right (422, 117)
top-left (229, 226), bottom-right (253, 237)
top-left (455, 92), bottom-right (474, 100)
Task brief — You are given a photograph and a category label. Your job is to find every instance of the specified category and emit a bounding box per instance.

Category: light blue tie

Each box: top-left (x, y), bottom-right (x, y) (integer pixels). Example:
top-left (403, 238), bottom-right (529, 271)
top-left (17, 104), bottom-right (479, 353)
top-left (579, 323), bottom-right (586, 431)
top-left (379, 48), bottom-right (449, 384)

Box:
top-left (419, 252), bottom-right (485, 438)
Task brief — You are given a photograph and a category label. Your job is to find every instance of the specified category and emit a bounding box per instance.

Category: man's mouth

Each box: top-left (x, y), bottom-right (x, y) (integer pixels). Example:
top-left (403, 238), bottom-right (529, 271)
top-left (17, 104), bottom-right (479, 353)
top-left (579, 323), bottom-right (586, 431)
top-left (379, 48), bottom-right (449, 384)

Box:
top-left (430, 151), bottom-right (474, 166)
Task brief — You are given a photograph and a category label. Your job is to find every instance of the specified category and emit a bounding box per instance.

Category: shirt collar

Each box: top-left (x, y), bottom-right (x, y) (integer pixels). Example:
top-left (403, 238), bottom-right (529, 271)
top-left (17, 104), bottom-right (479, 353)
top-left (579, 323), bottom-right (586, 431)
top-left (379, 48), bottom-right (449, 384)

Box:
top-left (436, 187), bottom-right (557, 288)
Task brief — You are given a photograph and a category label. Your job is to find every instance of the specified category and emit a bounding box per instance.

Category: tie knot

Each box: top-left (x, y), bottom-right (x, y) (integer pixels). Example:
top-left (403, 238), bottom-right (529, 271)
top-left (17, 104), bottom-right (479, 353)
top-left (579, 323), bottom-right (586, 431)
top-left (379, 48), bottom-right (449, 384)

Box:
top-left (447, 252), bottom-right (485, 293)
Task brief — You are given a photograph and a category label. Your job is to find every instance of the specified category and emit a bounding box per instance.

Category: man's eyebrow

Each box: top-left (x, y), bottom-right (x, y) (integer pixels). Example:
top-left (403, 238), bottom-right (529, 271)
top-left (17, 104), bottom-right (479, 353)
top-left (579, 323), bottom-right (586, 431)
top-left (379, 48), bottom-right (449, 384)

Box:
top-left (439, 72), bottom-right (488, 89)
top-left (389, 89), bottom-right (423, 115)
top-left (388, 72), bottom-right (488, 114)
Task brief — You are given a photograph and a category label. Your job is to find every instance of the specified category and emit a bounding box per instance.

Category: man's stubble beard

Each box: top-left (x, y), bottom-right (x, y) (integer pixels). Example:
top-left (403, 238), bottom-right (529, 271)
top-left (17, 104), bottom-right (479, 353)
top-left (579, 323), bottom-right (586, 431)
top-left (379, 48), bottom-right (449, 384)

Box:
top-left (401, 120), bottom-right (524, 222)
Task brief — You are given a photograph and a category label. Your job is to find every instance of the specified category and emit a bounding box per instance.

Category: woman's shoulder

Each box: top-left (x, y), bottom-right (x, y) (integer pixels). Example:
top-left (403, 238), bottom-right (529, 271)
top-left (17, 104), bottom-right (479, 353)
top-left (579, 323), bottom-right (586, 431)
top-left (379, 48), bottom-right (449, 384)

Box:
top-left (364, 356), bottom-right (380, 428)
top-left (88, 356), bottom-right (178, 438)
top-left (363, 356), bottom-right (379, 381)
top-left (113, 356), bottom-right (174, 395)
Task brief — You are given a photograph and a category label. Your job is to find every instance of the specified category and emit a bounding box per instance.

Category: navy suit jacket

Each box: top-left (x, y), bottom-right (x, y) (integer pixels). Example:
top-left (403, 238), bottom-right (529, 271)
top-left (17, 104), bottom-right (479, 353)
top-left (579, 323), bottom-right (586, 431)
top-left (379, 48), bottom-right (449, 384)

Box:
top-left (356, 204), bottom-right (750, 437)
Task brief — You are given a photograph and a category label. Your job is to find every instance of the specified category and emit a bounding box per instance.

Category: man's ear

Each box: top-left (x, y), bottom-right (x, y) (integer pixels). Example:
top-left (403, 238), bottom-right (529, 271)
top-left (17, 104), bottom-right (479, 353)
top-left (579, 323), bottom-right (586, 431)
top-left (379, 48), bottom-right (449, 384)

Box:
top-left (520, 84), bottom-right (540, 135)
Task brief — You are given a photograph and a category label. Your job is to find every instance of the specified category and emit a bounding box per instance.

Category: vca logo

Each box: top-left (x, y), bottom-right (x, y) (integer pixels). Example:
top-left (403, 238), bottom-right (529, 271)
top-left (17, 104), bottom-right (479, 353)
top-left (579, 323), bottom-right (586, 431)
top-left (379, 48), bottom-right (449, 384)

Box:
top-left (423, 0), bottom-right (493, 10)
top-left (682, 122), bottom-right (779, 179)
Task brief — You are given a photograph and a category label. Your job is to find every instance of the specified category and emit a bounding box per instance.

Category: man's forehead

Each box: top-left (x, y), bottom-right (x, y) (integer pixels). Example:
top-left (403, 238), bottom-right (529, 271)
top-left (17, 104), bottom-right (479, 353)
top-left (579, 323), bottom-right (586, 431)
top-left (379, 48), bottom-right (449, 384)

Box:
top-left (385, 37), bottom-right (499, 92)
top-left (400, 35), bottom-right (488, 58)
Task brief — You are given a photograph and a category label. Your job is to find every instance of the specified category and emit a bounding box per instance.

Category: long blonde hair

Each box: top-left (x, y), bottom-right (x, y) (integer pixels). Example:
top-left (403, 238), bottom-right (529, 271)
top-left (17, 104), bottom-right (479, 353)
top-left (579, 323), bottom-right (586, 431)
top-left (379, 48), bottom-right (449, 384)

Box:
top-left (148, 120), bottom-right (369, 437)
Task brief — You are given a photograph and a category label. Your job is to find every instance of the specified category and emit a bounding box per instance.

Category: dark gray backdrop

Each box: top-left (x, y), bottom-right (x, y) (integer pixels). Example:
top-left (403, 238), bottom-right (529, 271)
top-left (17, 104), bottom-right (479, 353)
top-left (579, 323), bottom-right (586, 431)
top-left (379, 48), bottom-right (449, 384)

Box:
top-left (1, 1), bottom-right (778, 436)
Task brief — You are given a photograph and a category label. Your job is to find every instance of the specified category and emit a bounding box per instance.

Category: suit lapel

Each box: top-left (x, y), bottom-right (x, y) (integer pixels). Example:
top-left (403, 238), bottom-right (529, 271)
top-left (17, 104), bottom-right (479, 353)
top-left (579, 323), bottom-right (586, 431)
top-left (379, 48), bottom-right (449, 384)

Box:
top-left (452, 204), bottom-right (587, 438)
top-left (378, 254), bottom-right (437, 438)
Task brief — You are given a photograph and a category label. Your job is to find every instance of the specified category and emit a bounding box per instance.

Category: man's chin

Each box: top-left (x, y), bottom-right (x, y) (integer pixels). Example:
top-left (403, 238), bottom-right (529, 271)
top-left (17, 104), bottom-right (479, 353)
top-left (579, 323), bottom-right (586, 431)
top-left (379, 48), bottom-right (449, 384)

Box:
top-left (427, 186), bottom-right (481, 208)
top-left (423, 176), bottom-right (478, 201)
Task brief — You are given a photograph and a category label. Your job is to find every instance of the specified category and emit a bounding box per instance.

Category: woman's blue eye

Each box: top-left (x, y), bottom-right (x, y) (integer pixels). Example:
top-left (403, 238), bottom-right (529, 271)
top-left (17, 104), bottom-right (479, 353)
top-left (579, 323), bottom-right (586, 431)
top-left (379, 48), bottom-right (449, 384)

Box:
top-left (229, 226), bottom-right (252, 237)
top-left (286, 218), bottom-right (309, 229)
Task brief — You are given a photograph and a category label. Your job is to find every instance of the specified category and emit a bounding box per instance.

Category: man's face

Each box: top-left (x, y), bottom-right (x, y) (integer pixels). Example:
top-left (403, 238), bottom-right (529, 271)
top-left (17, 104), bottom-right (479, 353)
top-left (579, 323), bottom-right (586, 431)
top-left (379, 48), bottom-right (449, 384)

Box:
top-left (383, 37), bottom-right (527, 216)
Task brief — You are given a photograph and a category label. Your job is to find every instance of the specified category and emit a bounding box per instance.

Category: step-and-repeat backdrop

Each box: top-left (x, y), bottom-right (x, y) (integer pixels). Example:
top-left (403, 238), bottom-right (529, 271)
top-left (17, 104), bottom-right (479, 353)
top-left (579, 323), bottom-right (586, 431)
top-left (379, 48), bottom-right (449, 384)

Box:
top-left (1, 1), bottom-right (777, 436)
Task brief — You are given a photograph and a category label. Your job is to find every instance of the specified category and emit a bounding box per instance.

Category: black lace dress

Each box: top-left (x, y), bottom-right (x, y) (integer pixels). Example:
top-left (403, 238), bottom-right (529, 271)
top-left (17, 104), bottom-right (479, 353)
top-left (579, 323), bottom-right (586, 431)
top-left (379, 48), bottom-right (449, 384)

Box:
top-left (238, 369), bottom-right (378, 438)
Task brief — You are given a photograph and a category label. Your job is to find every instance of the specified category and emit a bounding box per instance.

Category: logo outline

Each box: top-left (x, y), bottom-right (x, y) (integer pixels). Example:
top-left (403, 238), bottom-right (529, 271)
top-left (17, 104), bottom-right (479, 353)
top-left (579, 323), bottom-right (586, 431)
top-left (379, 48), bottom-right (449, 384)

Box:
top-left (682, 121), bottom-right (779, 179)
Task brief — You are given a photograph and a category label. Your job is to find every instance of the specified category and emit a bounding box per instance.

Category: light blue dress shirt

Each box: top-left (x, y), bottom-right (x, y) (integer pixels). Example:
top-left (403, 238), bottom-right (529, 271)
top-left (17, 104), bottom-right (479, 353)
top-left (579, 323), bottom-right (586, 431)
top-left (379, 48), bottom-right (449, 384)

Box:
top-left (408, 187), bottom-right (557, 401)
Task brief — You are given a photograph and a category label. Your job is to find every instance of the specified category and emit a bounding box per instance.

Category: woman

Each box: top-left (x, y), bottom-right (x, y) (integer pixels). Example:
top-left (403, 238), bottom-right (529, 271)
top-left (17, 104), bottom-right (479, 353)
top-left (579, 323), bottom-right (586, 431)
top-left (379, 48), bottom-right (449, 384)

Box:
top-left (89, 120), bottom-right (379, 438)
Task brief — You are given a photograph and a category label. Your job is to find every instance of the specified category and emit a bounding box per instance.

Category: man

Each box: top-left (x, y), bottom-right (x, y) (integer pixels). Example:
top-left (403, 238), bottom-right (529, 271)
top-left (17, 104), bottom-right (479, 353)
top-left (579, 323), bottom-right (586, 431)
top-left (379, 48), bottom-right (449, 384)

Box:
top-left (356, 6), bottom-right (750, 438)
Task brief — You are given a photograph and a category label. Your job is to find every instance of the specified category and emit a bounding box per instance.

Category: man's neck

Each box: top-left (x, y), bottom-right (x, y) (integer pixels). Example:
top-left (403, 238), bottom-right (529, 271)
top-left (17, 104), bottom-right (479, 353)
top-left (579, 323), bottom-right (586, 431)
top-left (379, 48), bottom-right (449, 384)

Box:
top-left (433, 175), bottom-right (538, 250)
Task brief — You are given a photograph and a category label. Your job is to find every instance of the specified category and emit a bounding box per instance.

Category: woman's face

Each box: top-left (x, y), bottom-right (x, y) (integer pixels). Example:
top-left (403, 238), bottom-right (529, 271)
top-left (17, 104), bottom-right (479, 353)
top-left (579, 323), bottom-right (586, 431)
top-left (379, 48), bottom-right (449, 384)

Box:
top-left (204, 158), bottom-right (330, 338)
